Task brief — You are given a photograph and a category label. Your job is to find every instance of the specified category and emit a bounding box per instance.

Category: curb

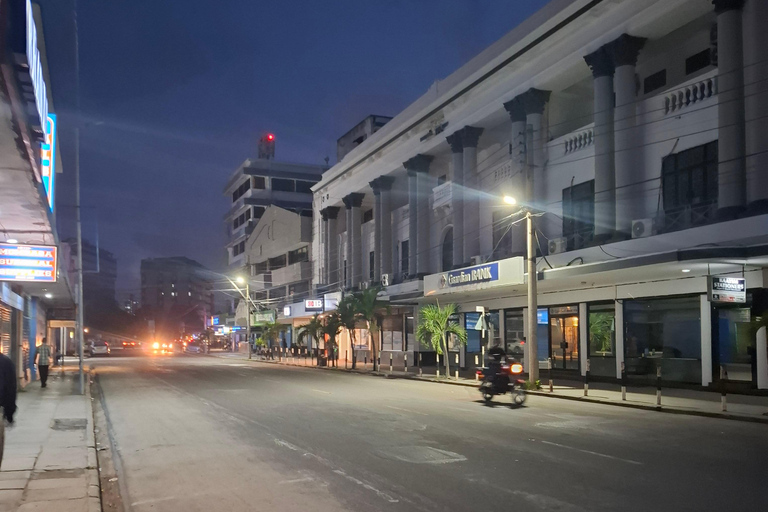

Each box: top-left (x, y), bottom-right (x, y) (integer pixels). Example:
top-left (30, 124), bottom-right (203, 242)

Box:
top-left (209, 355), bottom-right (768, 424)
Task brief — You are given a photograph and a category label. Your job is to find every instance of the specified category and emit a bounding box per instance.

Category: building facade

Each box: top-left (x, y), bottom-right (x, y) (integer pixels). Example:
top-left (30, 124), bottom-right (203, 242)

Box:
top-left (313, 0), bottom-right (768, 388)
top-left (336, 115), bottom-right (392, 162)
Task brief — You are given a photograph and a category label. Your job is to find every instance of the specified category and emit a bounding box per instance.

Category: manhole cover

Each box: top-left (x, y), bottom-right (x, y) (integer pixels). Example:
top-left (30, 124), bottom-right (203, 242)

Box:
top-left (376, 446), bottom-right (466, 464)
top-left (52, 418), bottom-right (87, 431)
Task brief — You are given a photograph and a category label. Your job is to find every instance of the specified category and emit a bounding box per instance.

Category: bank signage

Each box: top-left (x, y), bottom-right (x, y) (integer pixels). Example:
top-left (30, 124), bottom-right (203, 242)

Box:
top-left (424, 257), bottom-right (524, 296)
top-left (304, 299), bottom-right (323, 311)
top-left (0, 243), bottom-right (57, 282)
top-left (708, 276), bottom-right (746, 304)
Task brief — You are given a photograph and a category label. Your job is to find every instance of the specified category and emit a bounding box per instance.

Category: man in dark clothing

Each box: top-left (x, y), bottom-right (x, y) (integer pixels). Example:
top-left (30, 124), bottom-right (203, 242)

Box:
top-left (35, 338), bottom-right (52, 388)
top-left (0, 352), bottom-right (17, 469)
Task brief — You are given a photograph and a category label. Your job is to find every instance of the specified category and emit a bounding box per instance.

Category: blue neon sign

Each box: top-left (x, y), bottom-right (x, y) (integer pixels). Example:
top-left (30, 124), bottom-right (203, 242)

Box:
top-left (0, 243), bottom-right (57, 283)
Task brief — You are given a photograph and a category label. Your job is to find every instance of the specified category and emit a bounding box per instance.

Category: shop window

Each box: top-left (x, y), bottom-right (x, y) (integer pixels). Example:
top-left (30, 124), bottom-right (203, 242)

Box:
top-left (624, 296), bottom-right (701, 384)
top-left (562, 180), bottom-right (594, 250)
top-left (400, 240), bottom-right (409, 277)
top-left (685, 49), bottom-right (711, 75)
top-left (288, 246), bottom-right (309, 265)
top-left (643, 69), bottom-right (667, 94)
top-left (463, 313), bottom-right (481, 353)
top-left (271, 178), bottom-right (295, 192)
top-left (504, 310), bottom-right (525, 357)
top-left (381, 315), bottom-right (404, 352)
top-left (662, 141), bottom-right (718, 224)
top-left (487, 311), bottom-right (500, 347)
top-left (363, 209), bottom-right (373, 224)
top-left (588, 303), bottom-right (616, 377)
top-left (295, 180), bottom-right (314, 194)
top-left (441, 228), bottom-right (453, 271)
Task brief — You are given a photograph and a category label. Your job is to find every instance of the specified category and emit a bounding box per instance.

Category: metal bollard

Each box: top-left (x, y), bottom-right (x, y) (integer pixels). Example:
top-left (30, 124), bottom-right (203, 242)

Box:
top-left (389, 353), bottom-right (393, 374)
top-left (481, 346), bottom-right (486, 365)
top-left (621, 361), bottom-right (627, 401)
top-left (404, 353), bottom-right (408, 373)
top-left (584, 358), bottom-right (590, 396)
top-left (475, 355), bottom-right (480, 381)
top-left (364, 355), bottom-right (367, 369)
top-left (548, 357), bottom-right (554, 393)
top-left (720, 365), bottom-right (728, 412)
top-left (345, 350), bottom-right (348, 370)
top-left (454, 354), bottom-right (459, 380)
top-left (418, 352), bottom-right (423, 376)
top-left (656, 365), bottom-right (662, 407)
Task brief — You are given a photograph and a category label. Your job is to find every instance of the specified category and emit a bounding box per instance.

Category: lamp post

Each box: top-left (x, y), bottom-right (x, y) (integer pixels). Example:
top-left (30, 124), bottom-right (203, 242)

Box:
top-left (236, 276), bottom-right (252, 360)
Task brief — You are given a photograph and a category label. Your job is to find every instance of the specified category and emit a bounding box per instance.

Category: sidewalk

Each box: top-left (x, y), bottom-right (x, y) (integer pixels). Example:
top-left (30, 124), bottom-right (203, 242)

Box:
top-left (0, 369), bottom-right (100, 512)
top-left (213, 351), bottom-right (768, 424)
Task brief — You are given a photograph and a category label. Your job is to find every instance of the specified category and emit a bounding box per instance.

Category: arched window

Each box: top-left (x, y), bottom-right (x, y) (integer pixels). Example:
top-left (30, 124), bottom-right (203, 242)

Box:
top-left (442, 227), bottom-right (453, 271)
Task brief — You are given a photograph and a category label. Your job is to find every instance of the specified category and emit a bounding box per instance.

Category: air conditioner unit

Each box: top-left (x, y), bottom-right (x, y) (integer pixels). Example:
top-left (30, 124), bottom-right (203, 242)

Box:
top-left (470, 255), bottom-right (484, 266)
top-left (381, 273), bottom-right (390, 287)
top-left (360, 280), bottom-right (370, 290)
top-left (631, 218), bottom-right (655, 239)
top-left (548, 237), bottom-right (567, 255)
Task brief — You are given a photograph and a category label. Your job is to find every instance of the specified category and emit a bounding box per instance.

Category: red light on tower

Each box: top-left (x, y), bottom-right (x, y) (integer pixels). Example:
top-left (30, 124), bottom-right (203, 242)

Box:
top-left (267, 134), bottom-right (274, 141)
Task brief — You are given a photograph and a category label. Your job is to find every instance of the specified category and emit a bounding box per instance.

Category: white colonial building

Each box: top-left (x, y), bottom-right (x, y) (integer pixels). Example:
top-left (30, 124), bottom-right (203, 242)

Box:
top-left (312, 0), bottom-right (768, 389)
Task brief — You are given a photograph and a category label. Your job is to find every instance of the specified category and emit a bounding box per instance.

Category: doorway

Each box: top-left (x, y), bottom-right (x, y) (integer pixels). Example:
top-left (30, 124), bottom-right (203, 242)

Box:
top-left (549, 306), bottom-right (579, 371)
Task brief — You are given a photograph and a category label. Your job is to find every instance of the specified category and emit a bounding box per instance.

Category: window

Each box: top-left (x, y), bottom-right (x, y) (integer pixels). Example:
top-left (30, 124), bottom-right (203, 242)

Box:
top-left (441, 228), bottom-right (453, 271)
top-left (288, 246), bottom-right (308, 265)
top-left (232, 180), bottom-right (250, 202)
top-left (437, 175), bottom-right (446, 185)
top-left (685, 49), bottom-right (711, 75)
top-left (492, 210), bottom-right (512, 259)
top-left (271, 178), bottom-right (294, 192)
top-left (400, 240), bottom-right (409, 276)
top-left (643, 69), bottom-right (667, 94)
top-left (662, 141), bottom-right (718, 212)
top-left (268, 254), bottom-right (286, 270)
top-left (504, 310), bottom-right (525, 357)
top-left (253, 206), bottom-right (266, 218)
top-left (295, 180), bottom-right (314, 194)
top-left (252, 176), bottom-right (266, 189)
top-left (624, 296), bottom-right (702, 383)
top-left (369, 251), bottom-right (375, 280)
top-left (562, 180), bottom-right (594, 249)
top-left (464, 313), bottom-right (481, 352)
top-left (254, 261), bottom-right (267, 275)
top-left (588, 303), bottom-right (616, 377)
top-left (362, 209), bottom-right (373, 224)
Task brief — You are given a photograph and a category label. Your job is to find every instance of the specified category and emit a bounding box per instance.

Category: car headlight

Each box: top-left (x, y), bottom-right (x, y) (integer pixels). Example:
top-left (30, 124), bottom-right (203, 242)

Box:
top-left (152, 342), bottom-right (160, 349)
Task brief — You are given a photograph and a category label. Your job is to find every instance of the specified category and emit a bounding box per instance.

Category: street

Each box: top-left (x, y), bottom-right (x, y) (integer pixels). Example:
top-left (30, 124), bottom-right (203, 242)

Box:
top-left (91, 355), bottom-right (767, 512)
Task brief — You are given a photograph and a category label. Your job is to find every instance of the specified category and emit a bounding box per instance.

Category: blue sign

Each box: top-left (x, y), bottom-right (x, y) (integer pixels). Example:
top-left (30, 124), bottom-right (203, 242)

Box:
top-left (537, 308), bottom-right (548, 325)
top-left (440, 262), bottom-right (499, 289)
top-left (40, 114), bottom-right (56, 211)
top-left (0, 243), bottom-right (57, 282)
top-left (211, 316), bottom-right (219, 325)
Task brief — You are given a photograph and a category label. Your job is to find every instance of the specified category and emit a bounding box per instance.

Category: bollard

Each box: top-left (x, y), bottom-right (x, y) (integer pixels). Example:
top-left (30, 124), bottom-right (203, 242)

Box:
top-left (720, 365), bottom-right (728, 412)
top-left (584, 358), bottom-right (590, 396)
top-left (436, 355), bottom-right (440, 378)
top-left (481, 346), bottom-right (486, 365)
top-left (656, 365), bottom-right (662, 407)
top-left (377, 356), bottom-right (381, 372)
top-left (364, 355), bottom-right (367, 369)
top-left (548, 357), bottom-right (554, 393)
top-left (404, 353), bottom-right (408, 373)
top-left (418, 352), bottom-right (423, 377)
top-left (621, 361), bottom-right (627, 401)
top-left (389, 353), bottom-right (393, 374)
top-left (345, 350), bottom-right (348, 370)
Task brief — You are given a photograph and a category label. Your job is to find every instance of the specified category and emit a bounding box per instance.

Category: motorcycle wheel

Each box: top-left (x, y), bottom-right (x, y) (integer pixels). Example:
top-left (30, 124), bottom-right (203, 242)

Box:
top-left (512, 390), bottom-right (527, 406)
top-left (483, 392), bottom-right (493, 403)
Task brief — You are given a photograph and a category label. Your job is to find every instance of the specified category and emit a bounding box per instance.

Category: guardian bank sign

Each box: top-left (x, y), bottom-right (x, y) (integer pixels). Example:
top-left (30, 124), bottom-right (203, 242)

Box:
top-left (424, 257), bottom-right (524, 296)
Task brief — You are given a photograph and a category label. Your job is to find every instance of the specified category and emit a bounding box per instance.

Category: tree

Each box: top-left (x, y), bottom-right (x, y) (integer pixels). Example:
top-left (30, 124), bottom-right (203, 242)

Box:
top-left (353, 286), bottom-right (390, 372)
top-left (261, 320), bottom-right (285, 348)
top-left (416, 302), bottom-right (467, 378)
top-left (296, 315), bottom-right (324, 349)
top-left (336, 295), bottom-right (360, 368)
top-left (323, 312), bottom-right (344, 366)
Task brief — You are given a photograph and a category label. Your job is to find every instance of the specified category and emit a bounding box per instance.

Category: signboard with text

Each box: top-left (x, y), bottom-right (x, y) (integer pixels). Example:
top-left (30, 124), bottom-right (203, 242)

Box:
top-left (708, 276), bottom-right (746, 304)
top-left (0, 243), bottom-right (57, 282)
top-left (304, 299), bottom-right (323, 311)
top-left (40, 113), bottom-right (57, 210)
top-left (423, 257), bottom-right (524, 296)
top-left (251, 310), bottom-right (275, 324)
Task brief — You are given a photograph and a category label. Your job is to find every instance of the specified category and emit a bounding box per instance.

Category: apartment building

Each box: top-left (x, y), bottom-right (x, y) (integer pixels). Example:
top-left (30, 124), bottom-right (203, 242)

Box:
top-left (313, 0), bottom-right (768, 388)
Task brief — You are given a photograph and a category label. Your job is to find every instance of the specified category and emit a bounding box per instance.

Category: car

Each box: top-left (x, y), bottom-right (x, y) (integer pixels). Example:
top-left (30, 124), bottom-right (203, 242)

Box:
top-left (89, 340), bottom-right (110, 357)
top-left (120, 340), bottom-right (140, 350)
top-left (185, 342), bottom-right (202, 354)
top-left (150, 341), bottom-right (175, 355)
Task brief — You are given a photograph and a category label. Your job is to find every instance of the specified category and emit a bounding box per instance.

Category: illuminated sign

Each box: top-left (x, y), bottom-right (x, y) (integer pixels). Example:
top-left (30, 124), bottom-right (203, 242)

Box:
top-left (40, 114), bottom-right (56, 210)
top-left (211, 316), bottom-right (219, 325)
top-left (708, 276), bottom-right (746, 304)
top-left (283, 305), bottom-right (292, 317)
top-left (26, 0), bottom-right (48, 129)
top-left (441, 262), bottom-right (499, 288)
top-left (304, 299), bottom-right (323, 311)
top-left (251, 310), bottom-right (275, 324)
top-left (0, 243), bottom-right (57, 282)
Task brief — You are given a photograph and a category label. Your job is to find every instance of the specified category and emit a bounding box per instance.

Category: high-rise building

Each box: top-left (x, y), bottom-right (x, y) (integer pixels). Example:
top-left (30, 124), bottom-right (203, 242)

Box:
top-left (65, 239), bottom-right (117, 305)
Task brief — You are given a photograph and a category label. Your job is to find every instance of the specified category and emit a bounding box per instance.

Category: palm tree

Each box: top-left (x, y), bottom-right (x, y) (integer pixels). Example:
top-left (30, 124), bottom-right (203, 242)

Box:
top-left (336, 295), bottom-right (360, 368)
top-left (297, 315), bottom-right (324, 350)
top-left (322, 312), bottom-right (343, 366)
top-left (261, 320), bottom-right (285, 349)
top-left (353, 286), bottom-right (389, 371)
top-left (416, 302), bottom-right (467, 378)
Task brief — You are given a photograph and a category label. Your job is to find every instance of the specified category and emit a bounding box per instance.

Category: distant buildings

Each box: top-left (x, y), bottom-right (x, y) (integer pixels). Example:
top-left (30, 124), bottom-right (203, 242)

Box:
top-left (336, 115), bottom-right (391, 162)
top-left (66, 239), bottom-right (117, 305)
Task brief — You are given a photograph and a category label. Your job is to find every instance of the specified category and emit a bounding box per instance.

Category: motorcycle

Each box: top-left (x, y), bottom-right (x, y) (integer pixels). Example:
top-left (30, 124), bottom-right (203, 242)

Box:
top-left (476, 359), bottom-right (527, 405)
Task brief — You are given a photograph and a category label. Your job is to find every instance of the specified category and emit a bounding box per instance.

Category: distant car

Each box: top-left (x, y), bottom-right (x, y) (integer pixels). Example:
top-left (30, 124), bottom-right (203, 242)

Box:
top-left (150, 341), bottom-right (175, 355)
top-left (120, 340), bottom-right (140, 350)
top-left (185, 342), bottom-right (201, 354)
top-left (89, 340), bottom-right (110, 357)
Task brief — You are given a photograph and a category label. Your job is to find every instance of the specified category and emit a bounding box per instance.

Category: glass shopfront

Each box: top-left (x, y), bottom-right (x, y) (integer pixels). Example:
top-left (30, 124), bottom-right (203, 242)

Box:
top-left (549, 305), bottom-right (579, 371)
top-left (588, 303), bottom-right (616, 377)
top-left (624, 296), bottom-right (701, 384)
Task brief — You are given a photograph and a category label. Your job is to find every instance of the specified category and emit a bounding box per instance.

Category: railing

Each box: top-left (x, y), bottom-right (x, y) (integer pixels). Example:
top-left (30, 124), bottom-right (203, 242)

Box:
top-left (271, 261), bottom-right (311, 287)
top-left (663, 75), bottom-right (717, 115)
top-left (661, 202), bottom-right (717, 233)
top-left (432, 182), bottom-right (452, 209)
top-left (563, 125), bottom-right (595, 154)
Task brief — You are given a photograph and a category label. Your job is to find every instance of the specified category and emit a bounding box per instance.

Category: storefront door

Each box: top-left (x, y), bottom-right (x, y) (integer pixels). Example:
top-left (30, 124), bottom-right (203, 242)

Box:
top-left (549, 306), bottom-right (579, 371)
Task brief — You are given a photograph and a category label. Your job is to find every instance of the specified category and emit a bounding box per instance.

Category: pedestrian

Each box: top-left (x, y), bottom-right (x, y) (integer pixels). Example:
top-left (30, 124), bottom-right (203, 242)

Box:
top-left (35, 337), bottom-right (53, 388)
top-left (0, 352), bottom-right (17, 469)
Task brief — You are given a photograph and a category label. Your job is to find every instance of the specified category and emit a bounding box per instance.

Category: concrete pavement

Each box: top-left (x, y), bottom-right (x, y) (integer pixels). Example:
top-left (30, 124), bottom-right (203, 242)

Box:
top-left (0, 369), bottom-right (100, 512)
top-left (91, 355), bottom-right (768, 511)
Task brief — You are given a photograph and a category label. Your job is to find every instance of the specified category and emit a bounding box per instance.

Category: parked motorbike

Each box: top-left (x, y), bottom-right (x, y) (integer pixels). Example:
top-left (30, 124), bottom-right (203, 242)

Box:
top-left (476, 360), bottom-right (527, 405)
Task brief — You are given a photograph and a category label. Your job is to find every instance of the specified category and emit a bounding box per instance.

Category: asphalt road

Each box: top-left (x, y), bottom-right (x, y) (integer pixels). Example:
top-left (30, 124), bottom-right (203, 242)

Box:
top-left (91, 354), bottom-right (768, 512)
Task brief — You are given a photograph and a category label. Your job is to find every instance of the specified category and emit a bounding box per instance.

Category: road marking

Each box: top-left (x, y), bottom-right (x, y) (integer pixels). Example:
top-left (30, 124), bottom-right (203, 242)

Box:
top-left (311, 389), bottom-right (331, 394)
top-left (332, 469), bottom-right (399, 503)
top-left (279, 477), bottom-right (315, 485)
top-left (538, 439), bottom-right (642, 465)
top-left (385, 405), bottom-right (429, 416)
top-left (274, 439), bottom-right (300, 451)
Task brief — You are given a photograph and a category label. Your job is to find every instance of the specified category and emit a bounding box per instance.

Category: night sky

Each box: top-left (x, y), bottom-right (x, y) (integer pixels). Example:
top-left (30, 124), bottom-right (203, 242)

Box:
top-left (38, 0), bottom-right (548, 300)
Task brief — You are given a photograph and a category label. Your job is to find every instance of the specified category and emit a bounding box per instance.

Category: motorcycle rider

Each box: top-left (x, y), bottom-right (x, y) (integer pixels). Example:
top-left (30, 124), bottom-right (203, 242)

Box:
top-left (487, 341), bottom-right (507, 387)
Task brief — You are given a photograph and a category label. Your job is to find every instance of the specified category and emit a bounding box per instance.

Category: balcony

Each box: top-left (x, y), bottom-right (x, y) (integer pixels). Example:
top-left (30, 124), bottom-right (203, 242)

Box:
top-left (271, 261), bottom-right (311, 287)
top-left (432, 182), bottom-right (451, 209)
top-left (251, 272), bottom-right (271, 291)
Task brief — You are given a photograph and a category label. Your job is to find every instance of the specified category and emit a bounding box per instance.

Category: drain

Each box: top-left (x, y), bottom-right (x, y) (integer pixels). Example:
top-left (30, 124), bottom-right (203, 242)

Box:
top-left (52, 418), bottom-right (87, 431)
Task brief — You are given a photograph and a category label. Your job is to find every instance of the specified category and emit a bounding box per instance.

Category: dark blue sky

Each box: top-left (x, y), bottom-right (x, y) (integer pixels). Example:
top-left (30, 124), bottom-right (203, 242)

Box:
top-left (39, 0), bottom-right (548, 298)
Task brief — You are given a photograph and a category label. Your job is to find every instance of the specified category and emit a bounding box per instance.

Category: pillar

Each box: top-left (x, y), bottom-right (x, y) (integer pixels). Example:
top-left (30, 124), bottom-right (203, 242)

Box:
top-left (714, 0), bottom-right (746, 218)
top-left (614, 298), bottom-right (624, 379)
top-left (446, 132), bottom-right (464, 268)
top-left (579, 302), bottom-right (588, 376)
top-left (403, 154), bottom-right (433, 277)
top-left (342, 193), bottom-right (364, 288)
top-left (461, 127), bottom-right (484, 264)
top-left (503, 97), bottom-right (527, 256)
top-left (611, 34), bottom-right (647, 236)
top-left (370, 179), bottom-right (383, 283)
top-left (700, 294), bottom-right (713, 386)
top-left (585, 45), bottom-right (616, 242)
top-left (743, 0), bottom-right (768, 213)
top-left (378, 177), bottom-right (395, 281)
top-left (322, 207), bottom-right (340, 287)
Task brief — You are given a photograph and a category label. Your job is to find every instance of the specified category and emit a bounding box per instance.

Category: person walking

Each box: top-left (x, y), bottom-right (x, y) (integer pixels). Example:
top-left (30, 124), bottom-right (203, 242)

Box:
top-left (0, 352), bottom-right (17, 469)
top-left (35, 338), bottom-right (53, 388)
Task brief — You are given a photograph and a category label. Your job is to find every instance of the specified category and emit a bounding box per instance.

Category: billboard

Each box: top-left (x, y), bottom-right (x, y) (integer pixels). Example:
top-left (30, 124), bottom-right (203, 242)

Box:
top-left (40, 113), bottom-right (57, 210)
top-left (0, 243), bottom-right (57, 282)
top-left (708, 276), bottom-right (746, 304)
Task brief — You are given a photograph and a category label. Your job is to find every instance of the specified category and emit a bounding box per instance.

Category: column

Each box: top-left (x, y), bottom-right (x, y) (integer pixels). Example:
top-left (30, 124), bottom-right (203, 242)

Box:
top-left (403, 154), bottom-right (433, 277)
top-left (322, 207), bottom-right (340, 287)
top-left (446, 132), bottom-right (464, 268)
top-left (520, 88), bottom-right (551, 204)
top-left (585, 45), bottom-right (616, 242)
top-left (320, 208), bottom-right (330, 285)
top-left (612, 34), bottom-right (647, 236)
top-left (614, 298), bottom-right (624, 379)
top-left (714, 0), bottom-right (746, 218)
top-left (345, 205), bottom-right (353, 288)
top-left (461, 127), bottom-right (484, 264)
top-left (743, 0), bottom-right (768, 212)
top-left (579, 302), bottom-right (588, 376)
top-left (378, 177), bottom-right (396, 280)
top-left (700, 294), bottom-right (713, 386)
top-left (342, 193), bottom-right (364, 288)
top-left (370, 179), bottom-right (383, 283)
top-left (503, 97), bottom-right (527, 256)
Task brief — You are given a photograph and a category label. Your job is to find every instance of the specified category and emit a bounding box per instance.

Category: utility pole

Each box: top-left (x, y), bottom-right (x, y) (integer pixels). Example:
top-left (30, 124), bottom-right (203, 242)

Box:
top-left (246, 278), bottom-right (251, 360)
top-left (74, 0), bottom-right (85, 395)
top-left (524, 125), bottom-right (539, 382)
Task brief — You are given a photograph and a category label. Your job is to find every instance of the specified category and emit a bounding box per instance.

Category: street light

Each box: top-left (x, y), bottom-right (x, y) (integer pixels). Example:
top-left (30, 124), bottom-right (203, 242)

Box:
top-left (503, 195), bottom-right (517, 205)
